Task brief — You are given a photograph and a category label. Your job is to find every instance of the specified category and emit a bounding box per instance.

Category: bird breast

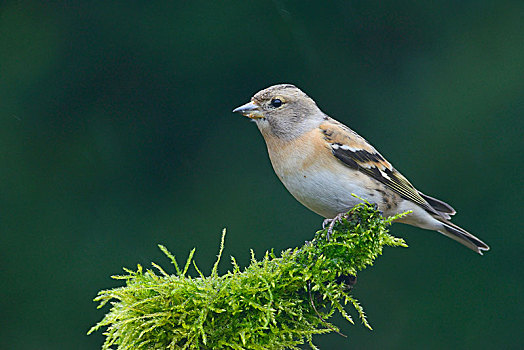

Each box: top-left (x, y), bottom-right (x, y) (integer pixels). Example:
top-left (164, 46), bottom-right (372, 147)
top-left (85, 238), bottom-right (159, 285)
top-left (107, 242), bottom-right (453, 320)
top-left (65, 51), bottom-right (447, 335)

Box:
top-left (263, 129), bottom-right (375, 218)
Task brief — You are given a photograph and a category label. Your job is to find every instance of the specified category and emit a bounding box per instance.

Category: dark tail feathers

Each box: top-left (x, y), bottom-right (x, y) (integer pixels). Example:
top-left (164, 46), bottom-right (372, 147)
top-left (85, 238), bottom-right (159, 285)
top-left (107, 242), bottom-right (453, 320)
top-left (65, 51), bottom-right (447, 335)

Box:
top-left (419, 191), bottom-right (456, 218)
top-left (439, 221), bottom-right (490, 255)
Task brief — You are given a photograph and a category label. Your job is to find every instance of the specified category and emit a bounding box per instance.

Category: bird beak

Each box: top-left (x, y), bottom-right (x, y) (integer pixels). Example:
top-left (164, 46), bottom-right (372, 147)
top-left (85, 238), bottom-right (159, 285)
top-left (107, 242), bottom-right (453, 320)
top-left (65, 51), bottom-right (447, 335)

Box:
top-left (232, 101), bottom-right (264, 119)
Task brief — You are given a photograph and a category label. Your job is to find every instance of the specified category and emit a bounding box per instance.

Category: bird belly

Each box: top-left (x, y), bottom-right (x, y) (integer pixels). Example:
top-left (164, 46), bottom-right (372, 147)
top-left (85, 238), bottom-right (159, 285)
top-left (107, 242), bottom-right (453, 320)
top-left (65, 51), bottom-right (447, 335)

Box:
top-left (278, 166), bottom-right (376, 218)
top-left (265, 129), bottom-right (400, 219)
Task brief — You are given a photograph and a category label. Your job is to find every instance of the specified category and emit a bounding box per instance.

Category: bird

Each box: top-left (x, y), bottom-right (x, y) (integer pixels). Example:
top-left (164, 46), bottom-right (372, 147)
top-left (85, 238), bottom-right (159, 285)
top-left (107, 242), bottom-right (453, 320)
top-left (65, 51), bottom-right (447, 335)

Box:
top-left (233, 84), bottom-right (489, 255)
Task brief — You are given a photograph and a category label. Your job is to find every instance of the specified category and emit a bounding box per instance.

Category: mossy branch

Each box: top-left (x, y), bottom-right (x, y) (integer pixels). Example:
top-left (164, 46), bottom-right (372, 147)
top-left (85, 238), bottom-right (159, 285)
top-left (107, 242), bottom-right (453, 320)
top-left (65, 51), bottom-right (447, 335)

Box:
top-left (89, 202), bottom-right (408, 349)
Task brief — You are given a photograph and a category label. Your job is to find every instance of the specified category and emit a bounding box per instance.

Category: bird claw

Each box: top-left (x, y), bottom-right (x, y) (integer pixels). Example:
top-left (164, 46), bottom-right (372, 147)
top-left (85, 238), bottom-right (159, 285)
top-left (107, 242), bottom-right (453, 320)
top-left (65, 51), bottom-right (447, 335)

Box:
top-left (322, 212), bottom-right (348, 240)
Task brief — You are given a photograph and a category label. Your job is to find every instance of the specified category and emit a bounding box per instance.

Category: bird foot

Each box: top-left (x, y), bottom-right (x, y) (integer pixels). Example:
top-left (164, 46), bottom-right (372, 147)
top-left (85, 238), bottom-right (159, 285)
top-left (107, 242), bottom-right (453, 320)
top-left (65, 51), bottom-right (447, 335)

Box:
top-left (322, 212), bottom-right (348, 240)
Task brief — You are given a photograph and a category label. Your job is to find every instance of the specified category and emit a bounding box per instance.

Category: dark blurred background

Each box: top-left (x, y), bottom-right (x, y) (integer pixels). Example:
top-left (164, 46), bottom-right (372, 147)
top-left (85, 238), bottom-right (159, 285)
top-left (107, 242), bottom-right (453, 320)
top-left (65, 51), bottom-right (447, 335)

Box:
top-left (1, 1), bottom-right (522, 349)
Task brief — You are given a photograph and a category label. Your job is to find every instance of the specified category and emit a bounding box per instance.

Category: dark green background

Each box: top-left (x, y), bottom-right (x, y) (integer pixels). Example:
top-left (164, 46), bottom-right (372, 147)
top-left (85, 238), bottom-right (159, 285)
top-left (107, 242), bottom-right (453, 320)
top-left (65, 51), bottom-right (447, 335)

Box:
top-left (1, 1), bottom-right (522, 349)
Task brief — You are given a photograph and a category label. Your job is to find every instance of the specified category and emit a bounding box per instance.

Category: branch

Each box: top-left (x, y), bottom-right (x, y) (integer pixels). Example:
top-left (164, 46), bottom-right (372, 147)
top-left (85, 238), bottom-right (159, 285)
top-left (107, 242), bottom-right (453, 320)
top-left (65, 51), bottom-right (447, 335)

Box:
top-left (89, 202), bottom-right (408, 349)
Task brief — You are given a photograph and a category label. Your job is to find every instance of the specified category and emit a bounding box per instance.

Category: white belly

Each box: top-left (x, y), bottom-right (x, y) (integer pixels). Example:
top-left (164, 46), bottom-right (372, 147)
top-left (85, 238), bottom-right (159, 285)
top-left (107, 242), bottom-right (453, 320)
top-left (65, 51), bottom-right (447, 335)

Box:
top-left (277, 164), bottom-right (374, 218)
top-left (263, 128), bottom-right (393, 219)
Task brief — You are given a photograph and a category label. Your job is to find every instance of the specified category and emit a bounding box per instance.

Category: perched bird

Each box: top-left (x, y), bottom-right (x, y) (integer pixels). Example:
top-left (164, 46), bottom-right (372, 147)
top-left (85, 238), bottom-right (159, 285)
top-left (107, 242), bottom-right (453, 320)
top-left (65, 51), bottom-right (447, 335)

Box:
top-left (233, 84), bottom-right (489, 254)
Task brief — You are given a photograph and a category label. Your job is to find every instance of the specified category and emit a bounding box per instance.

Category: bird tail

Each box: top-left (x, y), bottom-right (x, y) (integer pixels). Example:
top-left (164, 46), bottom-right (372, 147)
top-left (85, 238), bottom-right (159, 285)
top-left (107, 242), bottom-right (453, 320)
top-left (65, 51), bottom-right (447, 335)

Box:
top-left (419, 191), bottom-right (456, 218)
top-left (438, 221), bottom-right (490, 255)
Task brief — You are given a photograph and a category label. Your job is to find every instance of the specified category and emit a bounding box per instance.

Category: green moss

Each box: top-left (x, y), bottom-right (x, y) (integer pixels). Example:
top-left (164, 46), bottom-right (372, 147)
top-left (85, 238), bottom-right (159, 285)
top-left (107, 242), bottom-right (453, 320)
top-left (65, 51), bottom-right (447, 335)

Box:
top-left (89, 202), bottom-right (407, 349)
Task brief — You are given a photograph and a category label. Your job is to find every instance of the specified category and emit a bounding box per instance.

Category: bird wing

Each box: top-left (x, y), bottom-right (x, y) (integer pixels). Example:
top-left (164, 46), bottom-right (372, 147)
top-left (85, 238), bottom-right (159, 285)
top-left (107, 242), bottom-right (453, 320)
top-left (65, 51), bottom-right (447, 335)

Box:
top-left (319, 119), bottom-right (448, 218)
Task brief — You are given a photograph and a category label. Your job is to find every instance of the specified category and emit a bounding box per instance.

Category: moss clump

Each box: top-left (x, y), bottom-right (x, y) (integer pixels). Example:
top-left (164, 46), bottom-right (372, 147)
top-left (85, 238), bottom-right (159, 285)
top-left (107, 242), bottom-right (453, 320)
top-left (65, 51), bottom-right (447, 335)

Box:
top-left (89, 202), bottom-right (407, 349)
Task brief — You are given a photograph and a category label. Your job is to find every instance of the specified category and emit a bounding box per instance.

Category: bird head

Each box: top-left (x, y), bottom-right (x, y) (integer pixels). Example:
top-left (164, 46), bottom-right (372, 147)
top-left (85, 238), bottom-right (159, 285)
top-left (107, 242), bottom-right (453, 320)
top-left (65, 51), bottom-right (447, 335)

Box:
top-left (233, 84), bottom-right (325, 140)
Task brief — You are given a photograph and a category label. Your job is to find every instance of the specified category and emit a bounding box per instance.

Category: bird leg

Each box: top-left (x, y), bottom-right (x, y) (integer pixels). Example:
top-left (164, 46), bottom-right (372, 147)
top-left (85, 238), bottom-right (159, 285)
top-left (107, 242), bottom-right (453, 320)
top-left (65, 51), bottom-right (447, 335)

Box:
top-left (322, 212), bottom-right (348, 240)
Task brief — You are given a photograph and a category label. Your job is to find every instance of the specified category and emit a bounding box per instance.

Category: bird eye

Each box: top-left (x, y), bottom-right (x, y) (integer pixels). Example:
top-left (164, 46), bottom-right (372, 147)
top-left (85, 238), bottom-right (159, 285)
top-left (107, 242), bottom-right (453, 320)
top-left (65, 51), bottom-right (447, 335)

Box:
top-left (270, 98), bottom-right (282, 108)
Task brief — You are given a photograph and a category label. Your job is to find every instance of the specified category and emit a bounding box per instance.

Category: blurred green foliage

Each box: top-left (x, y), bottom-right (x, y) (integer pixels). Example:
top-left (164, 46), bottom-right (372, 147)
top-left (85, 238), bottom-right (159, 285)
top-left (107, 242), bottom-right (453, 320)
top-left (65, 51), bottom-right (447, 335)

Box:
top-left (0, 1), bottom-right (522, 349)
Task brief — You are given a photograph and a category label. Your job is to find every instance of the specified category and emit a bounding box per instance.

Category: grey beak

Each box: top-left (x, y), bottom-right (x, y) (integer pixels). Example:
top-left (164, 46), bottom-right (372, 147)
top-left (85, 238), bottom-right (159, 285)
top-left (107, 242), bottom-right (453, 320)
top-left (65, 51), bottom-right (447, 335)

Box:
top-left (232, 101), bottom-right (259, 114)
